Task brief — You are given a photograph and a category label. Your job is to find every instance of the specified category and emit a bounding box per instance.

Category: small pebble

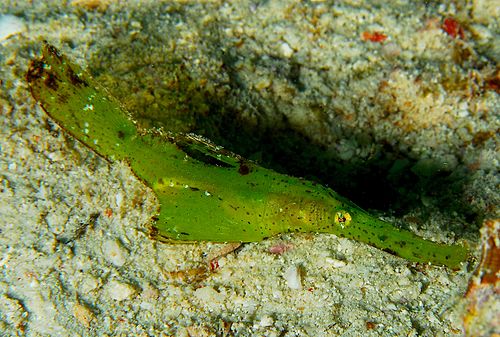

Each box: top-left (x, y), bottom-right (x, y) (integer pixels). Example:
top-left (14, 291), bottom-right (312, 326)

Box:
top-left (284, 265), bottom-right (302, 290)
top-left (73, 303), bottom-right (94, 327)
top-left (102, 239), bottom-right (127, 267)
top-left (194, 286), bottom-right (226, 311)
top-left (115, 192), bottom-right (123, 208)
top-left (106, 279), bottom-right (135, 301)
top-left (254, 77), bottom-right (272, 91)
top-left (194, 286), bottom-right (219, 303)
top-left (258, 315), bottom-right (274, 327)
top-left (280, 42), bottom-right (294, 58)
top-left (79, 275), bottom-right (99, 293)
top-left (45, 212), bottom-right (67, 235)
top-left (325, 258), bottom-right (347, 268)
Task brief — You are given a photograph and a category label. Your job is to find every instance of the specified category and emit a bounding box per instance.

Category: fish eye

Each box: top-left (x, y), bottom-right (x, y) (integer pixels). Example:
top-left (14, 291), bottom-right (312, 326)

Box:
top-left (334, 211), bottom-right (352, 228)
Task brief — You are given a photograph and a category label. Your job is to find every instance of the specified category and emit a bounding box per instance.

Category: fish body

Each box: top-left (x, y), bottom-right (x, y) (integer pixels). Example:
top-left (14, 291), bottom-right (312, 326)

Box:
top-left (27, 43), bottom-right (469, 269)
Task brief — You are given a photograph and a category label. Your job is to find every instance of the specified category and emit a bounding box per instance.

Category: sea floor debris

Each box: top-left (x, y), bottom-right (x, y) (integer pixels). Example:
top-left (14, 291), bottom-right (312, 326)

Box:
top-left (463, 219), bottom-right (500, 336)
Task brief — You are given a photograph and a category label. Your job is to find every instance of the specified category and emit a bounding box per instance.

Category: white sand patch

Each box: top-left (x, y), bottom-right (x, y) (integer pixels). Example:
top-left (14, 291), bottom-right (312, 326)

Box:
top-left (0, 15), bottom-right (26, 41)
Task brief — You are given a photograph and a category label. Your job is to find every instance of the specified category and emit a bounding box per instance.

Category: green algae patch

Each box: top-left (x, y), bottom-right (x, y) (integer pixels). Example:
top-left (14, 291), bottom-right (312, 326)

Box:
top-left (95, 61), bottom-right (212, 134)
top-left (27, 42), bottom-right (470, 269)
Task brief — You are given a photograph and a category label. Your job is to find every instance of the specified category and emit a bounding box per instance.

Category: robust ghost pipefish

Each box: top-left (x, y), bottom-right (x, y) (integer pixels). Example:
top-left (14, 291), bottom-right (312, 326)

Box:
top-left (27, 43), bottom-right (470, 269)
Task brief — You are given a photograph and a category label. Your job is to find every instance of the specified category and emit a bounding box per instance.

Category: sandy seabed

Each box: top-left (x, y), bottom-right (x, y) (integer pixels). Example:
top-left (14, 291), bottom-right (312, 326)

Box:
top-left (0, 1), bottom-right (498, 336)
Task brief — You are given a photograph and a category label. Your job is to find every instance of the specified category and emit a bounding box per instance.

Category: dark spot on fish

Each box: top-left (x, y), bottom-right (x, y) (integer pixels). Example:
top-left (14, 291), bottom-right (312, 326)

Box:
top-left (117, 130), bottom-right (125, 139)
top-left (238, 161), bottom-right (251, 175)
top-left (44, 73), bottom-right (59, 90)
top-left (67, 66), bottom-right (88, 87)
top-left (180, 232), bottom-right (190, 236)
top-left (189, 187), bottom-right (200, 191)
top-left (57, 93), bottom-right (69, 104)
top-left (378, 234), bottom-right (388, 242)
top-left (26, 60), bottom-right (45, 83)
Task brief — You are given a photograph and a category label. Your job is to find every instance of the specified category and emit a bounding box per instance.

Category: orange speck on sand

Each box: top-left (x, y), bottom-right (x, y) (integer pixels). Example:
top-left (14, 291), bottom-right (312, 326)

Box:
top-left (361, 31), bottom-right (387, 43)
top-left (104, 208), bottom-right (113, 218)
top-left (209, 259), bottom-right (219, 271)
top-left (486, 71), bottom-right (500, 94)
top-left (441, 17), bottom-right (465, 39)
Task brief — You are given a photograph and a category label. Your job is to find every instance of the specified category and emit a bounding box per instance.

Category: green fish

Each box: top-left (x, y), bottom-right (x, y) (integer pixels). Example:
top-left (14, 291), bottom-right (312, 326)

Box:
top-left (27, 42), bottom-right (470, 269)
